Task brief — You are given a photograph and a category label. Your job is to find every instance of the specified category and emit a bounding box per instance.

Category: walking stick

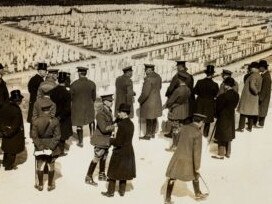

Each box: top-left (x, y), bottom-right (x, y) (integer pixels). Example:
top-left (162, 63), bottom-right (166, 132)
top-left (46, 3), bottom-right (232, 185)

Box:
top-left (206, 121), bottom-right (217, 152)
top-left (139, 108), bottom-right (141, 140)
top-left (199, 174), bottom-right (210, 195)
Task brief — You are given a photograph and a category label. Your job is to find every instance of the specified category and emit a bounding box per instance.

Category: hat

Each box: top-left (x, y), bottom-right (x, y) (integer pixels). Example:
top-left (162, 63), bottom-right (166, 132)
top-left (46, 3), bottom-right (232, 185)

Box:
top-left (58, 72), bottom-right (67, 79)
top-left (249, 61), bottom-right (259, 69)
top-left (41, 105), bottom-right (52, 112)
top-left (224, 77), bottom-right (235, 87)
top-left (122, 66), bottom-right (133, 73)
top-left (176, 60), bottom-right (186, 66)
top-left (178, 72), bottom-right (188, 81)
top-left (37, 63), bottom-right (48, 71)
top-left (144, 64), bottom-right (155, 71)
top-left (222, 69), bottom-right (232, 75)
top-left (9, 90), bottom-right (24, 102)
top-left (0, 63), bottom-right (4, 70)
top-left (118, 103), bottom-right (131, 114)
top-left (101, 94), bottom-right (114, 102)
top-left (47, 68), bottom-right (59, 74)
top-left (40, 84), bottom-right (53, 94)
top-left (193, 113), bottom-right (207, 122)
top-left (204, 65), bottom-right (215, 74)
top-left (259, 60), bottom-right (269, 68)
top-left (77, 67), bottom-right (88, 72)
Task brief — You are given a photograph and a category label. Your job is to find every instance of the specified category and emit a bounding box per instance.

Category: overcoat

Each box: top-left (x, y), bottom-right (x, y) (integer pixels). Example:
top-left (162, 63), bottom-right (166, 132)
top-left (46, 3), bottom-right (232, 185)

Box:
top-left (32, 96), bottom-right (56, 121)
top-left (138, 72), bottom-right (162, 119)
top-left (166, 84), bottom-right (191, 120)
top-left (193, 77), bottom-right (219, 123)
top-left (115, 74), bottom-right (135, 118)
top-left (0, 79), bottom-right (9, 106)
top-left (214, 89), bottom-right (240, 142)
top-left (107, 118), bottom-right (136, 180)
top-left (50, 85), bottom-right (73, 140)
top-left (237, 72), bottom-right (262, 116)
top-left (70, 77), bottom-right (96, 126)
top-left (0, 102), bottom-right (25, 154)
top-left (259, 71), bottom-right (271, 117)
top-left (166, 123), bottom-right (202, 181)
top-left (27, 74), bottom-right (44, 122)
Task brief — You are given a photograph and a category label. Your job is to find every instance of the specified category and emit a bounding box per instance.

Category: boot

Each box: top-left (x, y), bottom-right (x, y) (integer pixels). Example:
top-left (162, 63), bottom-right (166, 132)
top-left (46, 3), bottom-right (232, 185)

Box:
top-left (165, 179), bottom-right (175, 204)
top-left (85, 161), bottom-right (98, 186)
top-left (193, 180), bottom-right (208, 200)
top-left (48, 171), bottom-right (55, 191)
top-left (119, 180), bottom-right (127, 196)
top-left (34, 170), bottom-right (44, 191)
top-left (77, 128), bottom-right (83, 147)
top-left (99, 159), bottom-right (107, 181)
top-left (101, 179), bottom-right (116, 197)
top-left (151, 119), bottom-right (157, 138)
top-left (139, 119), bottom-right (152, 140)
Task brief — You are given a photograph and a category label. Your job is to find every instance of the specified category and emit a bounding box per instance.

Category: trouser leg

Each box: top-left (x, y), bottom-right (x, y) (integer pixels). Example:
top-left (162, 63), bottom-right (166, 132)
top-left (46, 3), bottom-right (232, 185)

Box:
top-left (203, 123), bottom-right (210, 137)
top-left (247, 116), bottom-right (254, 131)
top-left (4, 153), bottom-right (16, 170)
top-left (146, 119), bottom-right (152, 137)
top-left (89, 121), bottom-right (95, 136)
top-left (76, 126), bottom-right (83, 147)
top-left (226, 142), bottom-right (231, 158)
top-left (151, 119), bottom-right (157, 138)
top-left (119, 180), bottom-right (127, 196)
top-left (218, 143), bottom-right (226, 157)
top-left (258, 117), bottom-right (265, 127)
top-left (238, 114), bottom-right (246, 130)
top-left (165, 179), bottom-right (175, 203)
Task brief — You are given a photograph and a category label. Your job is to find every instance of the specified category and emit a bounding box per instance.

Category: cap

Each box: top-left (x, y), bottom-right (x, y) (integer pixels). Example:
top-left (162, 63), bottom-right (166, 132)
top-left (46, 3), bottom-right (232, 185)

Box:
top-left (144, 64), bottom-right (155, 71)
top-left (249, 62), bottom-right (259, 69)
top-left (193, 113), bottom-right (207, 122)
top-left (47, 68), bottom-right (59, 74)
top-left (224, 77), bottom-right (235, 87)
top-left (0, 63), bottom-right (4, 69)
top-left (118, 103), bottom-right (131, 114)
top-left (9, 90), bottom-right (24, 102)
top-left (40, 84), bottom-right (53, 94)
top-left (41, 105), bottom-right (52, 112)
top-left (204, 65), bottom-right (215, 74)
top-left (77, 67), bottom-right (88, 72)
top-left (122, 66), bottom-right (133, 73)
top-left (259, 60), bottom-right (269, 68)
top-left (222, 69), bottom-right (232, 75)
top-left (58, 72), bottom-right (68, 79)
top-left (37, 63), bottom-right (48, 71)
top-left (176, 60), bottom-right (186, 66)
top-left (101, 94), bottom-right (114, 102)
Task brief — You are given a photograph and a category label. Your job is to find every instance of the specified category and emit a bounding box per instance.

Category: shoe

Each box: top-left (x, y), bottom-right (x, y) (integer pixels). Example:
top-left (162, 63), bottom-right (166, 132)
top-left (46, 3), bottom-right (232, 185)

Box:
top-left (253, 124), bottom-right (263, 129)
top-left (48, 184), bottom-right (56, 191)
top-left (235, 128), bottom-right (244, 132)
top-left (245, 128), bottom-right (252, 132)
top-left (195, 192), bottom-right (209, 200)
top-left (34, 184), bottom-right (43, 191)
top-left (59, 152), bottom-right (68, 157)
top-left (118, 191), bottom-right (125, 197)
top-left (101, 191), bottom-right (114, 197)
top-left (139, 135), bottom-right (151, 140)
top-left (85, 176), bottom-right (98, 186)
top-left (211, 155), bottom-right (224, 160)
top-left (225, 154), bottom-right (230, 158)
top-left (98, 172), bottom-right (107, 181)
top-left (164, 132), bottom-right (172, 138)
top-left (77, 142), bottom-right (83, 148)
top-left (165, 146), bottom-right (177, 152)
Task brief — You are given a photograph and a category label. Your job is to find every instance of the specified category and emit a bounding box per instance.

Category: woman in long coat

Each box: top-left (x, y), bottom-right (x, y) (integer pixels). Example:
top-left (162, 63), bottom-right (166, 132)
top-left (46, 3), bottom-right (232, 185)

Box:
top-left (102, 104), bottom-right (136, 197)
top-left (213, 78), bottom-right (239, 159)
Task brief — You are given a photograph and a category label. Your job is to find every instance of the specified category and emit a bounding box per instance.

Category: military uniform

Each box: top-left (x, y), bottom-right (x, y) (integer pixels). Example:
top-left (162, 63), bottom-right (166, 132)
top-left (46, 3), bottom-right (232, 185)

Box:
top-left (37, 76), bottom-right (57, 99)
top-left (32, 96), bottom-right (56, 121)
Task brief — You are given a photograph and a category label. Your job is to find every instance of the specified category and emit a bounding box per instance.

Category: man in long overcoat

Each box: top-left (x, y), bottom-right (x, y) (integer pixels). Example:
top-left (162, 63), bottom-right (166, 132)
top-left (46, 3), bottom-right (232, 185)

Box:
top-left (50, 72), bottom-right (73, 156)
top-left (27, 62), bottom-right (47, 123)
top-left (163, 73), bottom-right (191, 151)
top-left (102, 103), bottom-right (136, 197)
top-left (0, 90), bottom-right (25, 170)
top-left (237, 62), bottom-right (262, 132)
top-left (0, 63), bottom-right (9, 106)
top-left (194, 65), bottom-right (219, 137)
top-left (164, 114), bottom-right (208, 203)
top-left (138, 64), bottom-right (162, 140)
top-left (71, 67), bottom-right (96, 147)
top-left (213, 78), bottom-right (239, 159)
top-left (255, 60), bottom-right (271, 127)
top-left (218, 69), bottom-right (239, 95)
top-left (115, 66), bottom-right (135, 118)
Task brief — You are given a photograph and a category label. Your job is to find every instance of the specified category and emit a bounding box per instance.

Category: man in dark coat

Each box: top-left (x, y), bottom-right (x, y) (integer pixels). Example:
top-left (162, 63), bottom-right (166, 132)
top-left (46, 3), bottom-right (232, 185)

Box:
top-left (218, 69), bottom-right (239, 95)
top-left (138, 64), bottom-right (162, 140)
top-left (102, 103), bottom-right (136, 197)
top-left (163, 73), bottom-right (191, 151)
top-left (0, 90), bottom-right (25, 171)
top-left (254, 60), bottom-right (271, 128)
top-left (0, 63), bottom-right (9, 106)
top-left (194, 65), bottom-right (219, 137)
top-left (85, 94), bottom-right (115, 186)
top-left (71, 67), bottom-right (96, 147)
top-left (115, 66), bottom-right (135, 118)
top-left (50, 72), bottom-right (73, 156)
top-left (165, 60), bottom-right (194, 118)
top-left (212, 78), bottom-right (239, 159)
top-left (27, 62), bottom-right (47, 123)
top-left (165, 114), bottom-right (208, 203)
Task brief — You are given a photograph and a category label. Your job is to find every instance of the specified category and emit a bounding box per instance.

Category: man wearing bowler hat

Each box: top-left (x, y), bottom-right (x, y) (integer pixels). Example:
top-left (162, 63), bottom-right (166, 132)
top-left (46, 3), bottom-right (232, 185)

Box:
top-left (194, 65), bottom-right (219, 137)
top-left (138, 64), bottom-right (162, 140)
top-left (0, 90), bottom-right (25, 170)
top-left (115, 66), bottom-right (136, 118)
top-left (71, 67), bottom-right (96, 147)
top-left (218, 69), bottom-right (239, 96)
top-left (37, 68), bottom-right (58, 99)
top-left (50, 72), bottom-right (73, 156)
top-left (27, 62), bottom-right (47, 123)
top-left (0, 63), bottom-right (9, 106)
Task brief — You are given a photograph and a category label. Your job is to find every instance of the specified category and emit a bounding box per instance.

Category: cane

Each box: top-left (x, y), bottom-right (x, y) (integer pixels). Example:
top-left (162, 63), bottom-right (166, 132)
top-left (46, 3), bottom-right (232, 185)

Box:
top-left (206, 121), bottom-right (217, 152)
top-left (139, 108), bottom-right (141, 140)
top-left (34, 151), bottom-right (37, 187)
top-left (199, 174), bottom-right (210, 195)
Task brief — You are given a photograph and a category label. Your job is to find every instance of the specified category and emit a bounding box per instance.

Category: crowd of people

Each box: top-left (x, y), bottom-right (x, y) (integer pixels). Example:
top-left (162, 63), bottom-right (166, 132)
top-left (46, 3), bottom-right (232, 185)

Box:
top-left (0, 57), bottom-right (271, 203)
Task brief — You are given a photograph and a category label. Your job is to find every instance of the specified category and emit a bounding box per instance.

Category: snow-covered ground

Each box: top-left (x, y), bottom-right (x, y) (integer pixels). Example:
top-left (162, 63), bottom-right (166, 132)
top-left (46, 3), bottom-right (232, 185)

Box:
top-left (1, 74), bottom-right (272, 204)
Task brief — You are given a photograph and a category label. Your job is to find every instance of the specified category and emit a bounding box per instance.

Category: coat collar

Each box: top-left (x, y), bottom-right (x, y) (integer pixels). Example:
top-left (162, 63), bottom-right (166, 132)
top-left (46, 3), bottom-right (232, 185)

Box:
top-left (102, 105), bottom-right (112, 117)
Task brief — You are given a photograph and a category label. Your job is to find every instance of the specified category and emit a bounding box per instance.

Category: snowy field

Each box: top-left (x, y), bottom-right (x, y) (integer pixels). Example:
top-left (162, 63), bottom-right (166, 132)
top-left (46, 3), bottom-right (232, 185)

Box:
top-left (1, 76), bottom-right (272, 204)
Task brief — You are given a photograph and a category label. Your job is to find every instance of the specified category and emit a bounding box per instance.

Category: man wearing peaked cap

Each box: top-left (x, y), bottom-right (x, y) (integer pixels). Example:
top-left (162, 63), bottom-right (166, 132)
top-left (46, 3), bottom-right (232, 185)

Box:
top-left (27, 62), bottom-right (48, 123)
top-left (144, 64), bottom-right (155, 70)
top-left (0, 63), bottom-right (9, 106)
top-left (0, 90), bottom-right (25, 170)
top-left (138, 63), bottom-right (162, 140)
top-left (50, 71), bottom-right (73, 156)
top-left (85, 93), bottom-right (114, 186)
top-left (37, 68), bottom-right (58, 99)
top-left (218, 69), bottom-right (239, 96)
top-left (194, 64), bottom-right (219, 137)
top-left (115, 66), bottom-right (135, 118)
top-left (71, 65), bottom-right (96, 148)
top-left (237, 61), bottom-right (262, 132)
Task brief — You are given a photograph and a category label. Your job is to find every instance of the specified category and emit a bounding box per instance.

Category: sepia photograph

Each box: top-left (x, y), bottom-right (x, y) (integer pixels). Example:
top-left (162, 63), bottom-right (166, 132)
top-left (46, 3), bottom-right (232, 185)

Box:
top-left (0, 0), bottom-right (272, 204)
